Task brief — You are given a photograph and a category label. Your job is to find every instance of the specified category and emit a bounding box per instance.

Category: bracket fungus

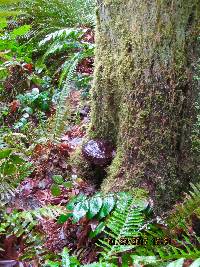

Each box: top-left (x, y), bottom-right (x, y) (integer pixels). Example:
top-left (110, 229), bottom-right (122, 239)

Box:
top-left (82, 139), bottom-right (115, 166)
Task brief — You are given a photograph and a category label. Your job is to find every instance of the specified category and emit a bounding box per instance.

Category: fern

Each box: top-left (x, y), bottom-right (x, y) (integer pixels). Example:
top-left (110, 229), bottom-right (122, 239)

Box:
top-left (129, 256), bottom-right (200, 267)
top-left (88, 186), bottom-right (200, 264)
top-left (131, 183), bottom-right (200, 264)
top-left (45, 247), bottom-right (116, 267)
top-left (39, 28), bottom-right (86, 47)
top-left (48, 52), bottom-right (82, 142)
top-left (0, 0), bottom-right (22, 18)
top-left (167, 183), bottom-right (200, 229)
top-left (38, 28), bottom-right (85, 62)
top-left (0, 148), bottom-right (33, 206)
top-left (132, 228), bottom-right (200, 263)
top-left (42, 187), bottom-right (200, 266)
top-left (1, 205), bottom-right (65, 236)
top-left (0, 205), bottom-right (65, 260)
top-left (156, 237), bottom-right (200, 260)
top-left (98, 194), bottom-right (147, 262)
top-left (35, 26), bottom-right (94, 143)
top-left (40, 28), bottom-right (94, 143)
top-left (20, 0), bottom-right (95, 29)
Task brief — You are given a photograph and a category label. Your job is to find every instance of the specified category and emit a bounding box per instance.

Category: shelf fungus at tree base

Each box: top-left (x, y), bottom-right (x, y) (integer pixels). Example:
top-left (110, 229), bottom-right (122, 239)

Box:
top-left (82, 139), bottom-right (115, 166)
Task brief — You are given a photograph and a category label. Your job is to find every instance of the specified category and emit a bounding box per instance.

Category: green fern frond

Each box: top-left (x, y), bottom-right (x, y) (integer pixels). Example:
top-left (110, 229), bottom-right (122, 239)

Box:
top-left (1, 205), bottom-right (65, 237)
top-left (20, 0), bottom-right (95, 29)
top-left (0, 149), bottom-right (33, 207)
top-left (38, 27), bottom-right (86, 65)
top-left (99, 194), bottom-right (147, 261)
top-left (49, 52), bottom-right (82, 142)
top-left (155, 234), bottom-right (200, 261)
top-left (39, 28), bottom-right (86, 47)
top-left (0, 0), bottom-right (22, 18)
top-left (167, 183), bottom-right (200, 229)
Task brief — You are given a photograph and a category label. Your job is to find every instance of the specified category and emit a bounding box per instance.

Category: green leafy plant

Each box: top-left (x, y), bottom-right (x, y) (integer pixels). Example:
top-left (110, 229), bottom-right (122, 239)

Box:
top-left (0, 22), bottom-right (33, 95)
top-left (0, 0), bottom-right (21, 18)
top-left (0, 148), bottom-right (33, 205)
top-left (36, 26), bottom-right (94, 142)
top-left (58, 192), bottom-right (120, 224)
top-left (0, 205), bottom-right (65, 260)
top-left (45, 248), bottom-right (80, 267)
top-left (53, 186), bottom-right (200, 266)
top-left (1, 205), bottom-right (65, 236)
top-left (98, 193), bottom-right (148, 263)
top-left (0, 23), bottom-right (32, 62)
top-left (20, 0), bottom-right (95, 30)
top-left (13, 87), bottom-right (51, 129)
top-left (48, 53), bottom-right (81, 142)
top-left (37, 27), bottom-right (94, 84)
top-left (38, 28), bottom-right (87, 61)
top-left (167, 183), bottom-right (200, 230)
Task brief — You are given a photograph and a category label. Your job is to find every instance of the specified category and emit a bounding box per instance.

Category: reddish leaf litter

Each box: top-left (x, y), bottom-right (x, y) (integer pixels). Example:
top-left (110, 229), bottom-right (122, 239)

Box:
top-left (77, 28), bottom-right (94, 75)
top-left (81, 28), bottom-right (95, 44)
top-left (0, 28), bottom-right (97, 264)
top-left (76, 58), bottom-right (94, 75)
top-left (1, 104), bottom-right (98, 264)
top-left (9, 100), bottom-right (20, 113)
top-left (37, 216), bottom-right (99, 264)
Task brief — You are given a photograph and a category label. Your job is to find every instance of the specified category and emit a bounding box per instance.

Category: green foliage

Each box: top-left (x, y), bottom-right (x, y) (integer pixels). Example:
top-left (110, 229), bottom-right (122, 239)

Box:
top-left (44, 254), bottom-right (200, 267)
top-left (20, 0), bottom-right (95, 29)
top-left (0, 0), bottom-right (21, 18)
top-left (37, 27), bottom-right (94, 142)
top-left (98, 193), bottom-right (147, 262)
top-left (129, 183), bottom-right (200, 264)
top-left (0, 205), bottom-right (65, 260)
top-left (37, 27), bottom-right (94, 84)
top-left (51, 183), bottom-right (62, 197)
top-left (1, 205), bottom-right (64, 236)
top-left (0, 21), bottom-right (32, 94)
top-left (59, 192), bottom-right (117, 224)
top-left (156, 235), bottom-right (200, 260)
top-left (14, 88), bottom-right (51, 129)
top-left (38, 28), bottom-right (86, 60)
top-left (0, 148), bottom-right (33, 205)
top-left (50, 175), bottom-right (73, 198)
top-left (45, 248), bottom-right (80, 267)
top-left (48, 53), bottom-right (81, 142)
top-left (167, 183), bottom-right (200, 229)
top-left (0, 23), bottom-right (32, 62)
top-left (0, 130), bottom-right (28, 152)
top-left (128, 257), bottom-right (200, 267)
top-left (54, 187), bottom-right (200, 266)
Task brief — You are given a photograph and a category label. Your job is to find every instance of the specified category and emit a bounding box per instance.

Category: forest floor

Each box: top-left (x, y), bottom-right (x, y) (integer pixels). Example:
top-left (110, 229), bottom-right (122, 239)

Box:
top-left (0, 9), bottom-right (200, 267)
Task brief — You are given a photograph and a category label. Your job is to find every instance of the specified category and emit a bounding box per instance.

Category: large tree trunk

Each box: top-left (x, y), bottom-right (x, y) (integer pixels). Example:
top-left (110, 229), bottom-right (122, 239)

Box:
top-left (90, 0), bottom-right (200, 211)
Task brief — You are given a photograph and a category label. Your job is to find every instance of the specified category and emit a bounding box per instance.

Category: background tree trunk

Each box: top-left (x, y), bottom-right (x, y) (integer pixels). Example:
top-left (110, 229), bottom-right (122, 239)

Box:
top-left (90, 0), bottom-right (200, 211)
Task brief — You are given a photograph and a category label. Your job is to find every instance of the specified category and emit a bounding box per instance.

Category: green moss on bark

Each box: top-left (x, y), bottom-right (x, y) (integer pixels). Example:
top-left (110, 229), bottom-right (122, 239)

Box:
top-left (90, 0), bottom-right (200, 212)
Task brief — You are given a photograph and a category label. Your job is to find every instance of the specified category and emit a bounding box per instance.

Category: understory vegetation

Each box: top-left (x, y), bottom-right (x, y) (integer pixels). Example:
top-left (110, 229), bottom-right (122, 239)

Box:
top-left (0, 0), bottom-right (200, 266)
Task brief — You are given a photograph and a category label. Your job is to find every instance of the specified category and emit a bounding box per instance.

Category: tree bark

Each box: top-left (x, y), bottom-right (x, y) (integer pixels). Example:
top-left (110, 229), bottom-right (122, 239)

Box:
top-left (90, 0), bottom-right (200, 211)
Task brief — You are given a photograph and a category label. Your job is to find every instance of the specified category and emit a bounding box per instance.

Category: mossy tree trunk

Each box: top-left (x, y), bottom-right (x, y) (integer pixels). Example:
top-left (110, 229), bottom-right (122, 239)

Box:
top-left (90, 0), bottom-right (200, 211)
